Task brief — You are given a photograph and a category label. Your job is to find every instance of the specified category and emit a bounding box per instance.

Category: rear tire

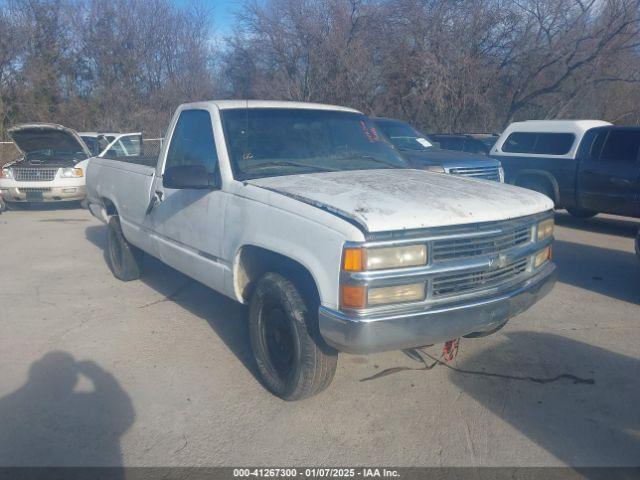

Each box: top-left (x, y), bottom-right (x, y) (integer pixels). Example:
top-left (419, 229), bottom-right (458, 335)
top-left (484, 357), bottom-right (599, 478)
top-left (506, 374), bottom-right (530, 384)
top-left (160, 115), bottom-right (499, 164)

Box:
top-left (107, 216), bottom-right (143, 281)
top-left (566, 207), bottom-right (598, 219)
top-left (635, 230), bottom-right (640, 260)
top-left (249, 272), bottom-right (337, 400)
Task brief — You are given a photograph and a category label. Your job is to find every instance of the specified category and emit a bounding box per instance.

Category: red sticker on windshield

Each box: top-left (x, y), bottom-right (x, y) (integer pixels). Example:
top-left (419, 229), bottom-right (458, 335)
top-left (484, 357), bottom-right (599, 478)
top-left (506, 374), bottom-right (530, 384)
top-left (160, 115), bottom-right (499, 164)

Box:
top-left (360, 121), bottom-right (378, 142)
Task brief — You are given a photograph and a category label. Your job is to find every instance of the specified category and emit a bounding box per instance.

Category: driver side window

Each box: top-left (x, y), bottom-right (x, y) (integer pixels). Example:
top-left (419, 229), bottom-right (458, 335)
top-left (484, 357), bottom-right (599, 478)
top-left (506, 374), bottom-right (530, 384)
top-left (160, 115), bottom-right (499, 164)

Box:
top-left (165, 109), bottom-right (219, 172)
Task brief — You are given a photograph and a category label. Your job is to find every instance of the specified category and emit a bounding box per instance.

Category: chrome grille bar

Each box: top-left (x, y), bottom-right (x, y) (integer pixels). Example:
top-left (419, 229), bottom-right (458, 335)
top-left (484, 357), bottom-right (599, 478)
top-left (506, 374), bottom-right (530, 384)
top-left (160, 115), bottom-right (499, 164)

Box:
top-left (448, 166), bottom-right (500, 181)
top-left (432, 224), bottom-right (531, 261)
top-left (432, 258), bottom-right (528, 298)
top-left (13, 168), bottom-right (58, 182)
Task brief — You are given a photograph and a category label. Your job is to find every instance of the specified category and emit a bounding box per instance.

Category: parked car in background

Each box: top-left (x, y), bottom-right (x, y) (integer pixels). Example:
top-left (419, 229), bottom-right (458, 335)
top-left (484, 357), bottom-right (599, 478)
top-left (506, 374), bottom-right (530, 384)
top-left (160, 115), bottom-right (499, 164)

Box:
top-left (428, 133), bottom-right (499, 155)
top-left (80, 132), bottom-right (142, 158)
top-left (491, 120), bottom-right (640, 219)
top-left (87, 100), bottom-right (556, 400)
top-left (373, 118), bottom-right (504, 182)
top-left (0, 123), bottom-right (92, 205)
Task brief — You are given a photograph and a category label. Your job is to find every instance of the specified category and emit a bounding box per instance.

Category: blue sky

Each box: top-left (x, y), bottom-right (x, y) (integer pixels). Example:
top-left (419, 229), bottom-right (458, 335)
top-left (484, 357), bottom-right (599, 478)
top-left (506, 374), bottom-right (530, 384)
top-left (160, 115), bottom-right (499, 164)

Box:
top-left (174, 0), bottom-right (241, 36)
top-left (212, 0), bottom-right (240, 33)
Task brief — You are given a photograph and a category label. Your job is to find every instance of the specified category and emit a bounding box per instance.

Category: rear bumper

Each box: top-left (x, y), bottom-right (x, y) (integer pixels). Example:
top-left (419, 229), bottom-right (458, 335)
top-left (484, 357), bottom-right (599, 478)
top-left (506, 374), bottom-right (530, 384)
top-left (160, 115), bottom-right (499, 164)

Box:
top-left (0, 185), bottom-right (86, 202)
top-left (319, 262), bottom-right (556, 354)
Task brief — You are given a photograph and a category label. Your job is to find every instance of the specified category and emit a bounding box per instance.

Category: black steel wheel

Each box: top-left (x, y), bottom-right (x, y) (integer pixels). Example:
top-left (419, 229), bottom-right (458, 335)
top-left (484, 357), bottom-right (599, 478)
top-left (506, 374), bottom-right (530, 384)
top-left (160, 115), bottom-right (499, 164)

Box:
top-left (249, 272), bottom-right (337, 400)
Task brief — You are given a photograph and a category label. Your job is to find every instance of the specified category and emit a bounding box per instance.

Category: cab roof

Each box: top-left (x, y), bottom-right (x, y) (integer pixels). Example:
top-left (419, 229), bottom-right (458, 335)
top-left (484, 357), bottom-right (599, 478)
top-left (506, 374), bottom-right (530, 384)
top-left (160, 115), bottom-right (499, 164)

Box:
top-left (180, 100), bottom-right (362, 113)
top-left (503, 120), bottom-right (611, 136)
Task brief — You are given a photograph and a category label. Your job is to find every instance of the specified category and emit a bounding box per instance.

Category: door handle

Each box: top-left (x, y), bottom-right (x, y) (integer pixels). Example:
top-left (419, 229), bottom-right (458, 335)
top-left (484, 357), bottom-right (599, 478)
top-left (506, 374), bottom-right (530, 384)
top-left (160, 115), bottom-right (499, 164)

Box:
top-left (145, 190), bottom-right (164, 215)
top-left (611, 178), bottom-right (631, 186)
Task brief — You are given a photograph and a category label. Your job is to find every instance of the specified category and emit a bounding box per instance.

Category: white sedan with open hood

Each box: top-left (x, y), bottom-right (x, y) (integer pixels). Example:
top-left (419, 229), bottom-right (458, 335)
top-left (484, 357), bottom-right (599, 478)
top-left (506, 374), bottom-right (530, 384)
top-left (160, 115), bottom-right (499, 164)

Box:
top-left (0, 123), bottom-right (91, 205)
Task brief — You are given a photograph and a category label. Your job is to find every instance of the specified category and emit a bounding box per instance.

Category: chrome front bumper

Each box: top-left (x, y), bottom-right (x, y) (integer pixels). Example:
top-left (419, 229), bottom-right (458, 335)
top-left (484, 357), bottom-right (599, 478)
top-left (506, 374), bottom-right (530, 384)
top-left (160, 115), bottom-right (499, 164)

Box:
top-left (0, 185), bottom-right (86, 202)
top-left (319, 262), bottom-right (556, 354)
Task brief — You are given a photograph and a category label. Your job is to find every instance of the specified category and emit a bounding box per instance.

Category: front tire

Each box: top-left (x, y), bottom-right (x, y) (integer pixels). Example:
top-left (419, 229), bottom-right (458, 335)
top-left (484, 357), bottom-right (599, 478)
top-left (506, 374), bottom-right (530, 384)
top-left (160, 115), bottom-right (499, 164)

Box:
top-left (249, 272), bottom-right (337, 400)
top-left (107, 216), bottom-right (143, 281)
top-left (635, 230), bottom-right (640, 260)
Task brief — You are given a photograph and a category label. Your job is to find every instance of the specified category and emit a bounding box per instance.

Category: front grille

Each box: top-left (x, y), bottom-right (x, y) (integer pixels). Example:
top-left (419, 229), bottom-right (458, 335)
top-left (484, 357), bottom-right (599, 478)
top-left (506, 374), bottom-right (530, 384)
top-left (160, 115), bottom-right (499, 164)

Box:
top-left (17, 187), bottom-right (51, 193)
top-left (13, 168), bottom-right (58, 182)
top-left (432, 224), bottom-right (532, 261)
top-left (432, 258), bottom-right (528, 298)
top-left (448, 166), bottom-right (500, 181)
top-left (18, 187), bottom-right (51, 193)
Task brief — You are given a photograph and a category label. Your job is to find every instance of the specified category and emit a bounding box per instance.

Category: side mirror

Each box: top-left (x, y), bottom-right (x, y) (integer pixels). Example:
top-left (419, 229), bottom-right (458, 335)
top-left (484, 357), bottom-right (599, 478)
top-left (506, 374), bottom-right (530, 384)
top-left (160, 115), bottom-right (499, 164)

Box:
top-left (163, 165), bottom-right (216, 189)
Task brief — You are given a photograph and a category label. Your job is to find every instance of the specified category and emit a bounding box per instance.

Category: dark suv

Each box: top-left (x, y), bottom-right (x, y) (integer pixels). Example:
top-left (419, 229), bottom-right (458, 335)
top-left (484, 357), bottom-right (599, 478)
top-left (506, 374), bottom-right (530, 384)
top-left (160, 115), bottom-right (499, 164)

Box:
top-left (373, 118), bottom-right (504, 182)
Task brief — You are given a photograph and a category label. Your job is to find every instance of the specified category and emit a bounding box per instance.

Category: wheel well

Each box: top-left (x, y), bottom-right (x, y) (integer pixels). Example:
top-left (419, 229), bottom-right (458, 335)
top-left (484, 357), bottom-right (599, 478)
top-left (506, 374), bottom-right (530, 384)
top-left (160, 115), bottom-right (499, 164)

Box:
top-left (101, 197), bottom-right (117, 216)
top-left (515, 173), bottom-right (557, 204)
top-left (236, 246), bottom-right (320, 306)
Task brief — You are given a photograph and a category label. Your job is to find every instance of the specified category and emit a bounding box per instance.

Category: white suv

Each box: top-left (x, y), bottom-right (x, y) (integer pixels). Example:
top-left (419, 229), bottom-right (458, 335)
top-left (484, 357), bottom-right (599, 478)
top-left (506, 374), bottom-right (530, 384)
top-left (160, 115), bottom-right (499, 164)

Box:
top-left (0, 123), bottom-right (92, 205)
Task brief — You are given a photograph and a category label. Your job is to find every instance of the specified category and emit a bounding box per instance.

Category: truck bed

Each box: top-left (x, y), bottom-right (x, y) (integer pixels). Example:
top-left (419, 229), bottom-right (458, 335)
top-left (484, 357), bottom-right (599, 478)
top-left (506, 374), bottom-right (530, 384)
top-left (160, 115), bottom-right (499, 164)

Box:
top-left (100, 155), bottom-right (159, 168)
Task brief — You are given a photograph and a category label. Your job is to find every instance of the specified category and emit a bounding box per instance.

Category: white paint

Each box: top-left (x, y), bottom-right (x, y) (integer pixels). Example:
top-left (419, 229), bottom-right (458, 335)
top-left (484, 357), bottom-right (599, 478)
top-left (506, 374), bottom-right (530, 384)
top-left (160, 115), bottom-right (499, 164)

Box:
top-left (248, 169), bottom-right (553, 232)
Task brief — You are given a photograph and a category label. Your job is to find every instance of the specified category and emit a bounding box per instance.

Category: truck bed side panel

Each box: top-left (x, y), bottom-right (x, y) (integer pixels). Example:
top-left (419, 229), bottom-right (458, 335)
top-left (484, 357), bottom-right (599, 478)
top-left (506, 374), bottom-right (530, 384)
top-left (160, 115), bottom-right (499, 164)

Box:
top-left (86, 157), bottom-right (158, 255)
top-left (495, 154), bottom-right (578, 207)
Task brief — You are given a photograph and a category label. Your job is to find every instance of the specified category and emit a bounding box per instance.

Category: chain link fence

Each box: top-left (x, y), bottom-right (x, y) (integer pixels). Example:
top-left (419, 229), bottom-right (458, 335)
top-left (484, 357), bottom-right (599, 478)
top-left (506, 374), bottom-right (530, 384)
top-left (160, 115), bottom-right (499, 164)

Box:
top-left (142, 138), bottom-right (163, 157)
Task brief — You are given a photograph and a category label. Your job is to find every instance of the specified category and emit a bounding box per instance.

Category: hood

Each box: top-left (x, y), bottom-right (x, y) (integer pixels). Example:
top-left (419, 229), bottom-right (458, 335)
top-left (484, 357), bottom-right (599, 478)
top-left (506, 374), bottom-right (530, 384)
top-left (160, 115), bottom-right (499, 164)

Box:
top-left (401, 148), bottom-right (498, 168)
top-left (248, 169), bottom-right (553, 233)
top-left (8, 123), bottom-right (91, 163)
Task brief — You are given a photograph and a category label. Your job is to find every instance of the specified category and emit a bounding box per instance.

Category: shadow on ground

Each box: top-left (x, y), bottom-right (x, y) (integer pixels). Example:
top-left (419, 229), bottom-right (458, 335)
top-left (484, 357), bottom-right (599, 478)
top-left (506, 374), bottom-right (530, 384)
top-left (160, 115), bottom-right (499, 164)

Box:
top-left (84, 224), bottom-right (257, 382)
top-left (450, 332), bottom-right (640, 468)
top-left (0, 351), bottom-right (134, 469)
top-left (556, 211), bottom-right (638, 239)
top-left (6, 202), bottom-right (84, 212)
top-left (553, 239), bottom-right (640, 304)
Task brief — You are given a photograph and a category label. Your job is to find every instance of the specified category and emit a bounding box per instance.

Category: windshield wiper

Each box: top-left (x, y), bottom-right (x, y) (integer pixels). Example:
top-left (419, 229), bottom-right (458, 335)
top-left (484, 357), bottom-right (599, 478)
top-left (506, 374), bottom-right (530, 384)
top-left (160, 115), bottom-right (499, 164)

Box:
top-left (242, 161), bottom-right (338, 173)
top-left (339, 155), bottom-right (404, 169)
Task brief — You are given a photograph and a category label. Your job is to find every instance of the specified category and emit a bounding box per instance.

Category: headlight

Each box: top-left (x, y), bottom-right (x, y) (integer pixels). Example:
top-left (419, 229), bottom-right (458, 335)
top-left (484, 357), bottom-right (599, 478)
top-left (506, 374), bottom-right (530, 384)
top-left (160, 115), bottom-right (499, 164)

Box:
top-left (342, 245), bottom-right (427, 271)
top-left (498, 166), bottom-right (505, 182)
top-left (423, 165), bottom-right (445, 173)
top-left (537, 218), bottom-right (554, 241)
top-left (534, 246), bottom-right (552, 268)
top-left (60, 167), bottom-right (83, 178)
top-left (0, 168), bottom-right (13, 179)
top-left (367, 282), bottom-right (426, 306)
top-left (340, 282), bottom-right (426, 309)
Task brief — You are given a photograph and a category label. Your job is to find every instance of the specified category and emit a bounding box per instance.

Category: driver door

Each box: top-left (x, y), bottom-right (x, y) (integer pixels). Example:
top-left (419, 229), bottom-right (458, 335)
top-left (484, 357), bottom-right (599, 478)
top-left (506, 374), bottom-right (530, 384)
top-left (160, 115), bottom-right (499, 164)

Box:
top-left (149, 108), bottom-right (228, 292)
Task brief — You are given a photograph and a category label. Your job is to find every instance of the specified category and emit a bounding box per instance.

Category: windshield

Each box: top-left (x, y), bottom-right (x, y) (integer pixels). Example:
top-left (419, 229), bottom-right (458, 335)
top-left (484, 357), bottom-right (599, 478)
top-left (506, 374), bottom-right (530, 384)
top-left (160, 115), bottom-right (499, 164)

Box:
top-left (81, 136), bottom-right (99, 155)
top-left (375, 120), bottom-right (434, 152)
top-left (221, 108), bottom-right (408, 180)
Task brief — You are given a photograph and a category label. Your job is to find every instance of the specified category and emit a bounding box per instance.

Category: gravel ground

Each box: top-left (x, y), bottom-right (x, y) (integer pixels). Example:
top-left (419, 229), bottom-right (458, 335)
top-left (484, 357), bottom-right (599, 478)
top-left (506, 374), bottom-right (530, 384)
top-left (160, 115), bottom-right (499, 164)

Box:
top-left (0, 205), bottom-right (638, 467)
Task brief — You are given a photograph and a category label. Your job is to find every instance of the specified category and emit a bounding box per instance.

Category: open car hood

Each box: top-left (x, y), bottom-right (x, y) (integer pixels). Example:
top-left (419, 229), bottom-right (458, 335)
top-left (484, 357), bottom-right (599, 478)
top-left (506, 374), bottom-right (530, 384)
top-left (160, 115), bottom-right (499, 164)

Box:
top-left (8, 123), bottom-right (91, 161)
top-left (248, 169), bottom-right (553, 233)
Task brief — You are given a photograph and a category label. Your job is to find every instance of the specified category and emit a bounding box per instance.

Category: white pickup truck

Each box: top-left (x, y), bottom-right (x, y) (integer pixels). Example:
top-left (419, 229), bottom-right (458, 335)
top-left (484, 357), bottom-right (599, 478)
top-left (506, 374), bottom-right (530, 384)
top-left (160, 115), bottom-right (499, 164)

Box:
top-left (86, 100), bottom-right (557, 400)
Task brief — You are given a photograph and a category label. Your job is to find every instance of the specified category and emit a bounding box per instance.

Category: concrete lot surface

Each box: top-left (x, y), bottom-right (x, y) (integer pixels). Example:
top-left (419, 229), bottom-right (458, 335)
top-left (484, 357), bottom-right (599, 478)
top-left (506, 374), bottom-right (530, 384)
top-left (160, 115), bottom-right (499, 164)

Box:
top-left (0, 205), bottom-right (638, 467)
